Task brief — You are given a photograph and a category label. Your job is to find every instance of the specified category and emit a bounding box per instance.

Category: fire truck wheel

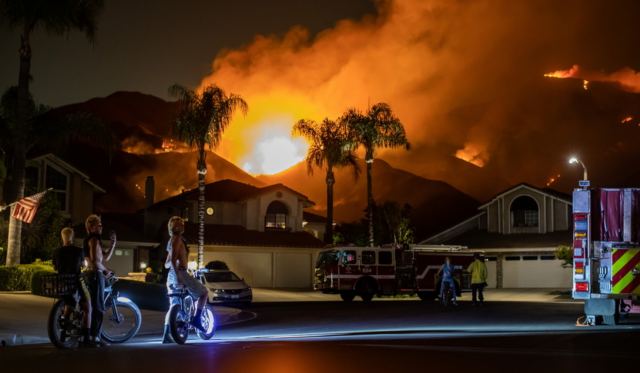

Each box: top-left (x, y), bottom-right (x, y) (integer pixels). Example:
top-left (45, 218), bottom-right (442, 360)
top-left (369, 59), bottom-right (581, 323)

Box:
top-left (340, 292), bottom-right (355, 302)
top-left (356, 278), bottom-right (377, 302)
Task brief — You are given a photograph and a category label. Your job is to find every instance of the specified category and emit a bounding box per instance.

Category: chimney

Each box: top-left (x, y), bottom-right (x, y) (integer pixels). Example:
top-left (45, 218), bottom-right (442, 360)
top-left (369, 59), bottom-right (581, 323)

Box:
top-left (145, 176), bottom-right (155, 208)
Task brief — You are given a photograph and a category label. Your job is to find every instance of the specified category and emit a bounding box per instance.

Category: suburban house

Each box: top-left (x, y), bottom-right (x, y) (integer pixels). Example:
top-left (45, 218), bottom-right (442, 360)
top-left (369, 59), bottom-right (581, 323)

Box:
top-left (25, 153), bottom-right (105, 226)
top-left (422, 183), bottom-right (573, 288)
top-left (102, 178), bottom-right (327, 288)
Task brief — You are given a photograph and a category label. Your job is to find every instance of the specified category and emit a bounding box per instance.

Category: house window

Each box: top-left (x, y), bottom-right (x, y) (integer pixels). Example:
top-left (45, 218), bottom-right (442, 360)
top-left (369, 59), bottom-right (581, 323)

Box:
top-left (510, 195), bottom-right (538, 228)
top-left (45, 164), bottom-right (68, 211)
top-left (265, 201), bottom-right (288, 230)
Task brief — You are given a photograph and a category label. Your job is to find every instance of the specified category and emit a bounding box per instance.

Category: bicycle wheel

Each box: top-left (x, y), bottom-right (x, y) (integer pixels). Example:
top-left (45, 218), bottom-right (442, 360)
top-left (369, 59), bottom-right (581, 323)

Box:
top-left (101, 298), bottom-right (142, 344)
top-left (47, 299), bottom-right (78, 349)
top-left (196, 305), bottom-right (216, 340)
top-left (169, 304), bottom-right (190, 345)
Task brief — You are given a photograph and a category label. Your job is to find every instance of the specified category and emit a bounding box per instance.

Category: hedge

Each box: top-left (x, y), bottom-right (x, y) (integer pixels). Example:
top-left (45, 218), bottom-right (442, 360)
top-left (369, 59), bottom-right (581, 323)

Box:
top-left (0, 261), bottom-right (55, 292)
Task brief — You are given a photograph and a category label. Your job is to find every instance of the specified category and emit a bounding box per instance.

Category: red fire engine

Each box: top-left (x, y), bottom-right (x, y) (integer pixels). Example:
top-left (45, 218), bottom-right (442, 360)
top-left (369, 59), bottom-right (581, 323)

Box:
top-left (314, 245), bottom-right (475, 301)
top-left (572, 186), bottom-right (640, 325)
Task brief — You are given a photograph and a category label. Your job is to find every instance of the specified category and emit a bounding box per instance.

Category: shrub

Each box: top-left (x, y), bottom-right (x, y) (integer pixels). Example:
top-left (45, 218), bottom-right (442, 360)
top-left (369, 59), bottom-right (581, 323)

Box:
top-left (555, 245), bottom-right (573, 267)
top-left (0, 261), bottom-right (55, 291)
top-left (31, 269), bottom-right (57, 296)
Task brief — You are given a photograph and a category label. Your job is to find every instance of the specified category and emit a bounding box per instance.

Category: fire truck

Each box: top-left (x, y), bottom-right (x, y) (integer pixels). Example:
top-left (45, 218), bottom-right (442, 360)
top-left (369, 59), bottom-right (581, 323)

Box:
top-left (314, 245), bottom-right (475, 302)
top-left (572, 186), bottom-right (640, 325)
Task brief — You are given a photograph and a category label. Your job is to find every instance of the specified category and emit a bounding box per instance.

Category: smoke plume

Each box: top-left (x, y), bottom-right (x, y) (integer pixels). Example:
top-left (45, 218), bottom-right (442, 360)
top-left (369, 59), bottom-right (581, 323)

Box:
top-left (198, 0), bottom-right (640, 199)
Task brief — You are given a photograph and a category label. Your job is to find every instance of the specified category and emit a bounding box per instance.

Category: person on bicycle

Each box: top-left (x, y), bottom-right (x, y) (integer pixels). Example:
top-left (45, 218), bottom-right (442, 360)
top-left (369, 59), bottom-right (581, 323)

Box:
top-left (164, 216), bottom-right (207, 339)
top-left (52, 227), bottom-right (92, 344)
top-left (83, 214), bottom-right (116, 346)
top-left (437, 256), bottom-right (458, 306)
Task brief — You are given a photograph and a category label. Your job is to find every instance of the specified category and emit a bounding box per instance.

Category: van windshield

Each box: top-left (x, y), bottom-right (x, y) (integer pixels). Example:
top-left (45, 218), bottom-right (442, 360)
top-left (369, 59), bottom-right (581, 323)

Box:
top-left (316, 250), bottom-right (338, 267)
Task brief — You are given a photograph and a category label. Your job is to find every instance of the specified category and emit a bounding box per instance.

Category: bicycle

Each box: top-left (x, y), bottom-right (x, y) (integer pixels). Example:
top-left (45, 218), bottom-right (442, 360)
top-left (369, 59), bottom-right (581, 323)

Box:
top-left (167, 279), bottom-right (216, 344)
top-left (440, 280), bottom-right (455, 307)
top-left (45, 273), bottom-right (142, 348)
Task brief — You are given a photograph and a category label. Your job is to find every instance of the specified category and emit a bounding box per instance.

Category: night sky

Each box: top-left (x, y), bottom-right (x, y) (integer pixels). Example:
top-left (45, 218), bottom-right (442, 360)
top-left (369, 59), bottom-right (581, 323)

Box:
top-left (2, 0), bottom-right (640, 199)
top-left (0, 0), bottom-right (375, 106)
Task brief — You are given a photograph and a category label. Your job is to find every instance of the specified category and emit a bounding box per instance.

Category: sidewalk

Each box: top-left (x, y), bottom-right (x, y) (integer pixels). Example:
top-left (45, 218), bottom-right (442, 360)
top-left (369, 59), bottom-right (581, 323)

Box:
top-left (252, 288), bottom-right (574, 303)
top-left (0, 293), bottom-right (252, 346)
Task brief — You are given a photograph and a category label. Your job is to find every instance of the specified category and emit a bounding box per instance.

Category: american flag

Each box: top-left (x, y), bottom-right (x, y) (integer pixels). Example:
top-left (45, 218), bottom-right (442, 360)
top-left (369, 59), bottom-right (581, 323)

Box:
top-left (11, 190), bottom-right (48, 224)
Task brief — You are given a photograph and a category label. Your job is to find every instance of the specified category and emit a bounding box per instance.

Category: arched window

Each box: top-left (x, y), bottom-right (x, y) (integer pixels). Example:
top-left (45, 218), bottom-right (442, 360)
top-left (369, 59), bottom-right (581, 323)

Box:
top-left (265, 201), bottom-right (288, 230)
top-left (510, 195), bottom-right (538, 228)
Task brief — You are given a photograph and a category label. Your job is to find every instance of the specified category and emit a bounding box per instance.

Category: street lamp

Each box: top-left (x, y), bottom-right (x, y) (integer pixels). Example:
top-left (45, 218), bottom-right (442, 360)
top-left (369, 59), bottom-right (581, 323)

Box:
top-left (568, 156), bottom-right (588, 181)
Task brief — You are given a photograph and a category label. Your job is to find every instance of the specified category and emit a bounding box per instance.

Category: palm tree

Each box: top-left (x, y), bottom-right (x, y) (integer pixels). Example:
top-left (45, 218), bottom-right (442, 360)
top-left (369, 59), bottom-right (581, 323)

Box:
top-left (1, 0), bottom-right (104, 266)
top-left (170, 84), bottom-right (248, 268)
top-left (293, 118), bottom-right (359, 244)
top-left (341, 103), bottom-right (410, 247)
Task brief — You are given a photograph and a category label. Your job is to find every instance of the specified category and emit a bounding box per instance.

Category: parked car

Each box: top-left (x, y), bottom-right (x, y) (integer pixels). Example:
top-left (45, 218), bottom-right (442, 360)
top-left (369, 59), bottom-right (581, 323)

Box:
top-left (200, 270), bottom-right (252, 305)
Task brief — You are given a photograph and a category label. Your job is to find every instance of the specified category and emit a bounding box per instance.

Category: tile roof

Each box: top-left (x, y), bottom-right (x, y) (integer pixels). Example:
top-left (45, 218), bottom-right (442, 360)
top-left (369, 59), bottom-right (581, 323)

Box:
top-left (151, 179), bottom-right (313, 208)
top-left (303, 211), bottom-right (327, 223)
top-left (441, 229), bottom-right (572, 249)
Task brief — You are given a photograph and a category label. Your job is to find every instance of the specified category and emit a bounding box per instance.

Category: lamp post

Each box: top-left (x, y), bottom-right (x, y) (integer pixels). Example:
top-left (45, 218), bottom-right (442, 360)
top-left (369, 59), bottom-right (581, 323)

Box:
top-left (569, 156), bottom-right (589, 188)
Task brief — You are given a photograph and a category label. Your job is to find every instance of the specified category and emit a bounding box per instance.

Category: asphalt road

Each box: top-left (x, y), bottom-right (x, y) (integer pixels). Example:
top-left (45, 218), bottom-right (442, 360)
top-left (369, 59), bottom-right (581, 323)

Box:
top-left (2, 299), bottom-right (640, 372)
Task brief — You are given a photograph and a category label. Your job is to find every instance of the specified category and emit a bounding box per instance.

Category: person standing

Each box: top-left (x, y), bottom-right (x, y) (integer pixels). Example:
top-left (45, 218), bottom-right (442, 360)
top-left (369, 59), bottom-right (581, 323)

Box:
top-left (467, 253), bottom-right (488, 305)
top-left (83, 214), bottom-right (116, 346)
top-left (52, 227), bottom-right (92, 345)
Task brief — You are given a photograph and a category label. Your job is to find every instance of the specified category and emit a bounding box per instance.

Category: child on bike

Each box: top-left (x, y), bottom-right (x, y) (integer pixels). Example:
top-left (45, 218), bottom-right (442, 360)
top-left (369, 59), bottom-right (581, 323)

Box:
top-left (437, 256), bottom-right (458, 306)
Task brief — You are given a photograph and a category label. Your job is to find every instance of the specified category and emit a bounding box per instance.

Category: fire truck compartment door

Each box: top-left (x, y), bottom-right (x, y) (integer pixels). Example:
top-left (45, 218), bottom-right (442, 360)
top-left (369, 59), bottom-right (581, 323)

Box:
top-left (611, 248), bottom-right (640, 295)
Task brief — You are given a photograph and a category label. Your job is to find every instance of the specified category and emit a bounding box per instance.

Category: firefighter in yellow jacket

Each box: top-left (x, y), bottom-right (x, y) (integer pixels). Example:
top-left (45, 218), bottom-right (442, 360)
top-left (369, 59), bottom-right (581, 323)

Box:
top-left (467, 253), bottom-right (488, 305)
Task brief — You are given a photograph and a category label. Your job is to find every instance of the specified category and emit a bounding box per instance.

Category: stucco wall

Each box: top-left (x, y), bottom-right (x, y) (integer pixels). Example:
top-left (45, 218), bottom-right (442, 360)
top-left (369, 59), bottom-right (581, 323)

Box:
top-left (487, 203), bottom-right (499, 233)
top-left (255, 188), bottom-right (304, 232)
top-left (484, 187), bottom-right (571, 234)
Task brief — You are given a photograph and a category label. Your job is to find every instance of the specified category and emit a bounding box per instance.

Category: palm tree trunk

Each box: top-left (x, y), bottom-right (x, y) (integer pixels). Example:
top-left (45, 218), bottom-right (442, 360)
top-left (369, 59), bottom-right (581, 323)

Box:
top-left (197, 150), bottom-right (206, 269)
top-left (367, 156), bottom-right (374, 247)
top-left (6, 27), bottom-right (33, 266)
top-left (324, 166), bottom-right (335, 245)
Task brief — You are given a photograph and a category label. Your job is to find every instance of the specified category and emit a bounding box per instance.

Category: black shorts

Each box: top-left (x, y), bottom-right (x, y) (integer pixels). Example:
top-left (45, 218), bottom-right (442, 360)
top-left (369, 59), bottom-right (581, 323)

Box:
top-left (62, 275), bottom-right (90, 307)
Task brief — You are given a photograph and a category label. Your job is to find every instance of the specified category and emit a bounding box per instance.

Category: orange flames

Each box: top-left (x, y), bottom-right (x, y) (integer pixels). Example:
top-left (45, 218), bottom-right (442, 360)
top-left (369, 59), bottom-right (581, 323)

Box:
top-left (621, 116), bottom-right (633, 124)
top-left (196, 1), bottom-right (473, 175)
top-left (546, 174), bottom-right (561, 187)
top-left (544, 64), bottom-right (640, 93)
top-left (544, 65), bottom-right (580, 79)
top-left (454, 143), bottom-right (487, 168)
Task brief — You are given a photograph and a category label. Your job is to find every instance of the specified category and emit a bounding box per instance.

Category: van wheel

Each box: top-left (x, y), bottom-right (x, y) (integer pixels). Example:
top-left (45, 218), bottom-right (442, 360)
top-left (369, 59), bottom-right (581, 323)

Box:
top-left (340, 292), bottom-right (355, 302)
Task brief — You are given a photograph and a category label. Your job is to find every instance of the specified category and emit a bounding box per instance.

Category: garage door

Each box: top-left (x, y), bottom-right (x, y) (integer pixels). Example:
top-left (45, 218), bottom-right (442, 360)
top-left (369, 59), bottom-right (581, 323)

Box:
top-left (274, 252), bottom-right (312, 288)
top-left (204, 252), bottom-right (272, 287)
top-left (485, 259), bottom-right (497, 288)
top-left (503, 255), bottom-right (571, 288)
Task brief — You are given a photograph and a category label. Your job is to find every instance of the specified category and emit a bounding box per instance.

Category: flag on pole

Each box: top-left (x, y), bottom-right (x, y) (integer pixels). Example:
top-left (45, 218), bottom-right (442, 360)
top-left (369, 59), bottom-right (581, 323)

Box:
top-left (11, 190), bottom-right (49, 224)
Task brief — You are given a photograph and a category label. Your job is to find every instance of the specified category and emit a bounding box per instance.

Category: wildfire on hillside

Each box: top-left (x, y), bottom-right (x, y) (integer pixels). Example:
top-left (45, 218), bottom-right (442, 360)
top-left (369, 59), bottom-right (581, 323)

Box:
top-left (544, 64), bottom-right (640, 93)
top-left (454, 143), bottom-right (487, 168)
